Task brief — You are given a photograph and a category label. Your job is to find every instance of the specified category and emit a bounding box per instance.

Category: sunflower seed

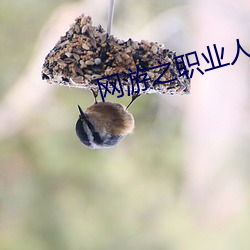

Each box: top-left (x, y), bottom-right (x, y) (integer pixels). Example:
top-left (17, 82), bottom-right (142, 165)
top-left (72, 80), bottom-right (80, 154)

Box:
top-left (85, 60), bottom-right (94, 65)
top-left (82, 43), bottom-right (90, 50)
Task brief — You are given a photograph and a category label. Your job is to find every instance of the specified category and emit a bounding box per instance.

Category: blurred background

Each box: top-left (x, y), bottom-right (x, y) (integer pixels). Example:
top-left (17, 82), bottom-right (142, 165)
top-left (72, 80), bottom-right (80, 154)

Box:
top-left (1, 0), bottom-right (250, 249)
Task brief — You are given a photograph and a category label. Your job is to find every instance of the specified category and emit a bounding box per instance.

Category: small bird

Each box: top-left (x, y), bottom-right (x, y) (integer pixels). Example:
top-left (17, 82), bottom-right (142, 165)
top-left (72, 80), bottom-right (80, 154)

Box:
top-left (75, 91), bottom-right (139, 149)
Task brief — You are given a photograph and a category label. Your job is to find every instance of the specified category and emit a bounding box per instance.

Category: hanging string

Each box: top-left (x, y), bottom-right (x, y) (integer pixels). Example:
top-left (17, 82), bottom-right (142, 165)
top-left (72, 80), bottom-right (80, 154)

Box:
top-left (107, 0), bottom-right (115, 34)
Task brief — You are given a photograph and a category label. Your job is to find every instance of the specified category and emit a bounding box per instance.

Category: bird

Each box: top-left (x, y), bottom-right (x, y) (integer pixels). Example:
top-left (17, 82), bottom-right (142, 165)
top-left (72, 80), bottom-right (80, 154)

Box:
top-left (75, 91), bottom-right (139, 149)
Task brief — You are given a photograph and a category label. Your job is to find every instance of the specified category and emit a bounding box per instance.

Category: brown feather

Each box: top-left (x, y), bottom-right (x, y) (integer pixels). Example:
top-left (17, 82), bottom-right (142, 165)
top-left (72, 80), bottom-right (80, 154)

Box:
top-left (85, 102), bottom-right (134, 135)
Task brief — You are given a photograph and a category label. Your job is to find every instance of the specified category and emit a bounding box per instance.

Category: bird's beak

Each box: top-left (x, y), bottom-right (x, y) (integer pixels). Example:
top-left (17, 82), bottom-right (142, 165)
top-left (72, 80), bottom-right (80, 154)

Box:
top-left (77, 105), bottom-right (86, 119)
